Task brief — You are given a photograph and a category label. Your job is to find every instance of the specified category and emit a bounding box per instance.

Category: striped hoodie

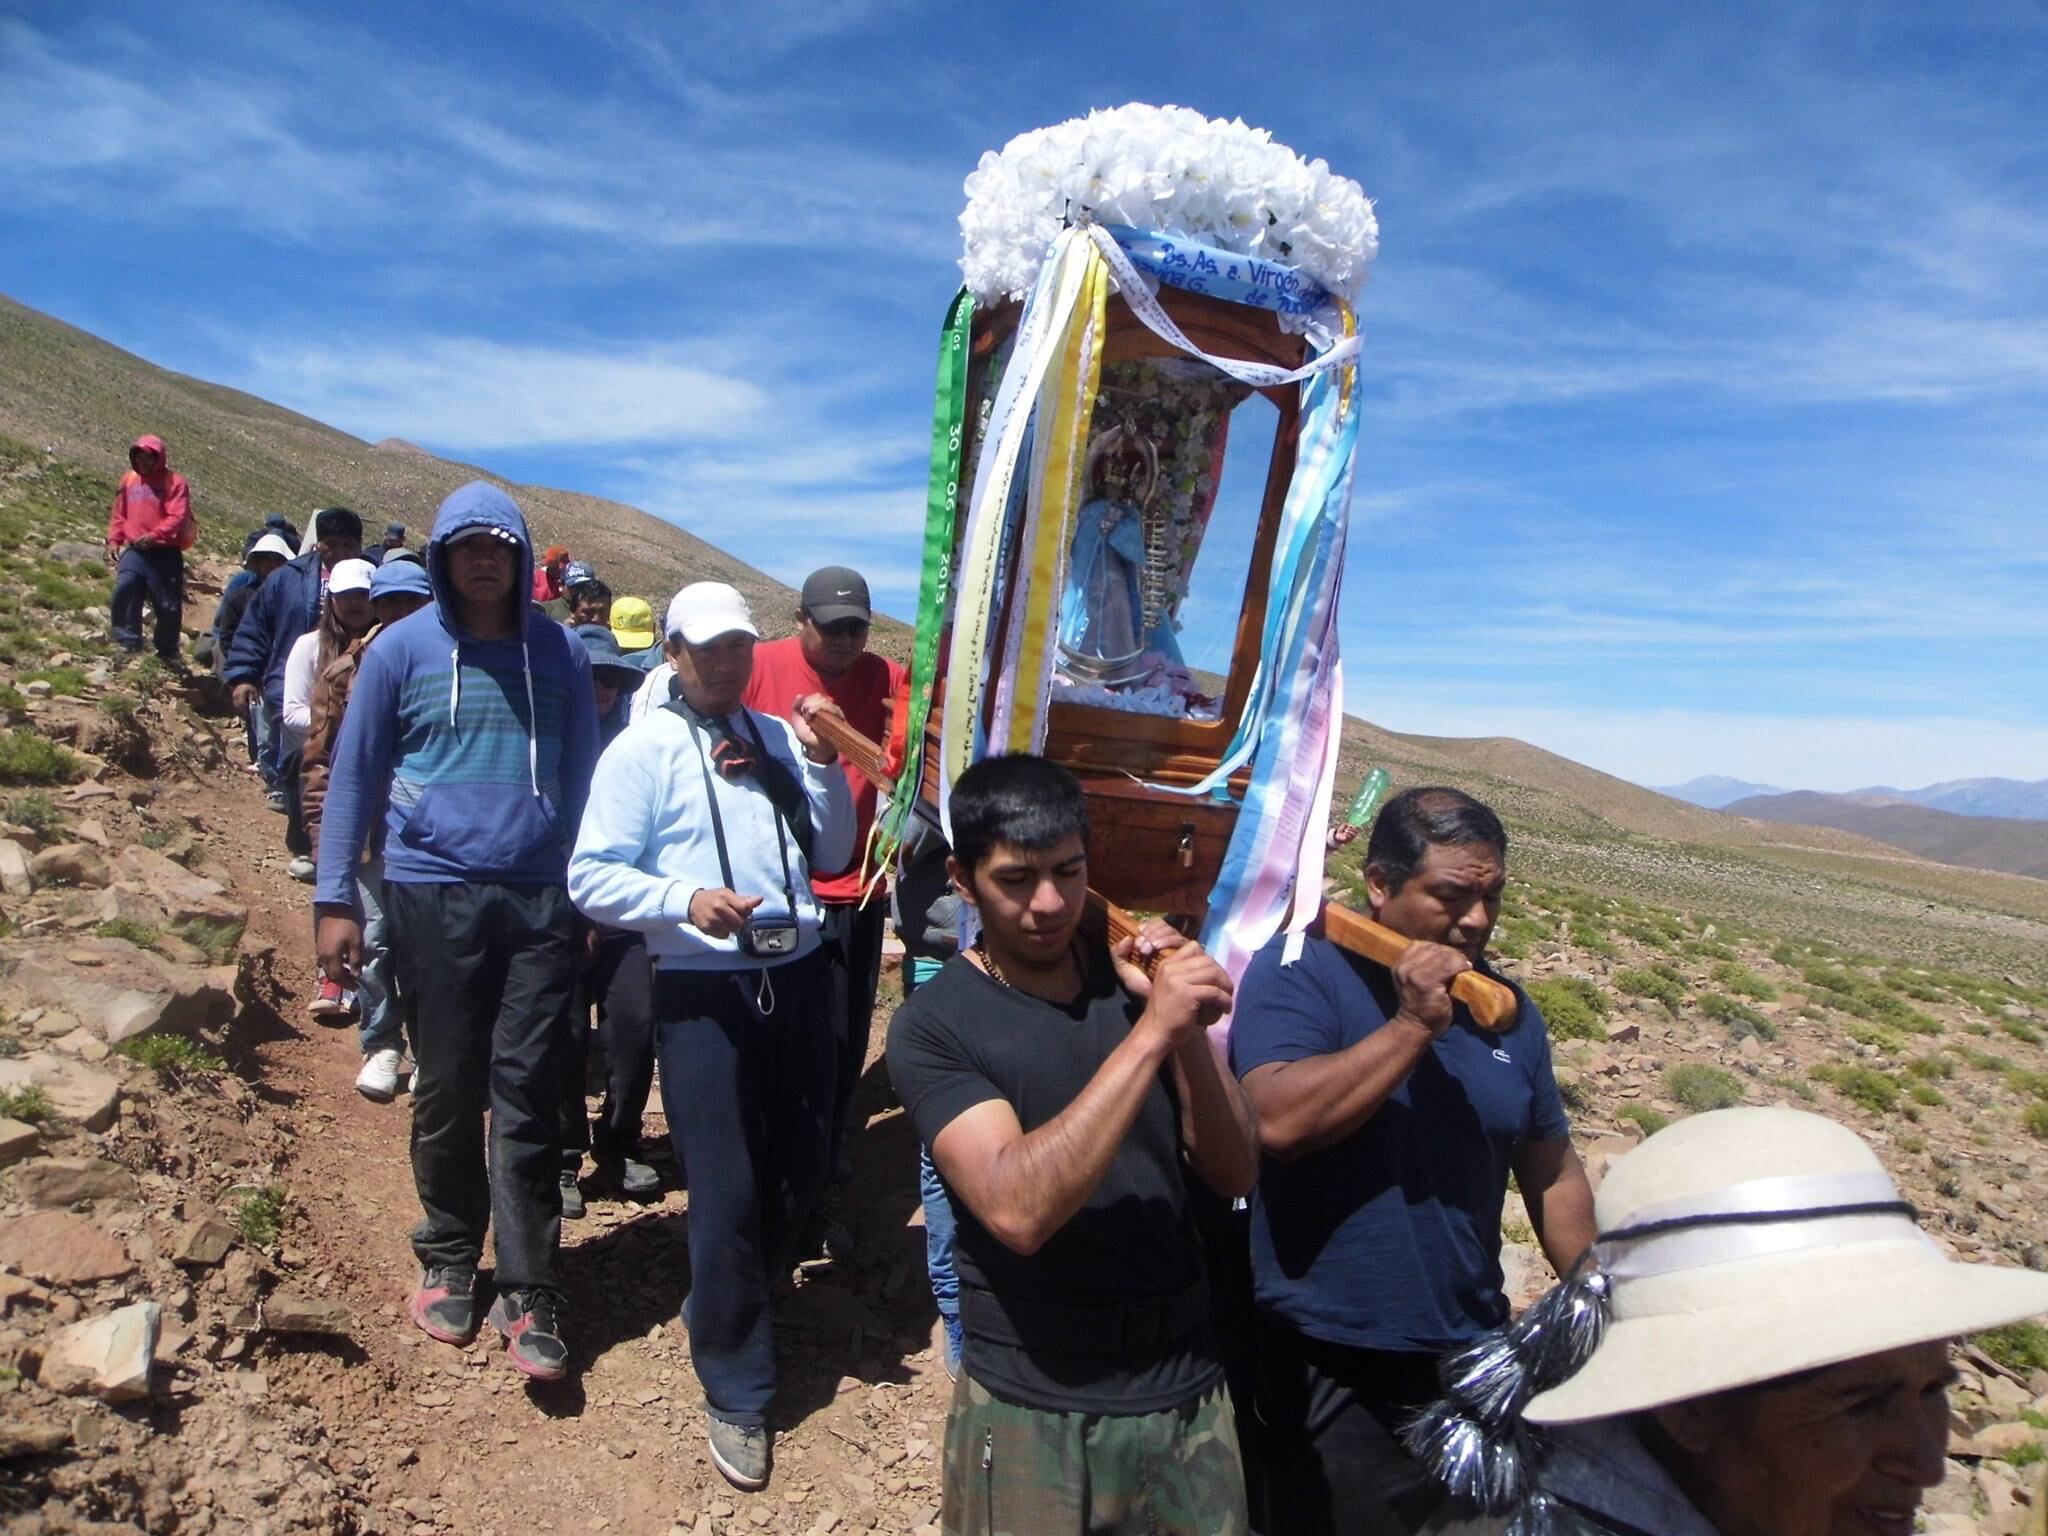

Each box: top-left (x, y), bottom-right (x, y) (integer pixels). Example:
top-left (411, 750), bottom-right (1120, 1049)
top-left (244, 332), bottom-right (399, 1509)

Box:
top-left (313, 482), bottom-right (598, 908)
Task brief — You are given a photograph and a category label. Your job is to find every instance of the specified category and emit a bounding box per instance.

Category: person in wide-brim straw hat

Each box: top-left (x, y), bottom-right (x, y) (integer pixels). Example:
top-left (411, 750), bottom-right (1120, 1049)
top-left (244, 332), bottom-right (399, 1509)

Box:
top-left (1410, 1106), bottom-right (2048, 1536)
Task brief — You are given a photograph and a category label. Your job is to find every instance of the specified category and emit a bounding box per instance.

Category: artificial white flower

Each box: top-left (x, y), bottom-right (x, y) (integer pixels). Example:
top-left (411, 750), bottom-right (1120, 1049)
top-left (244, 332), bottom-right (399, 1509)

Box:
top-left (960, 104), bottom-right (1379, 305)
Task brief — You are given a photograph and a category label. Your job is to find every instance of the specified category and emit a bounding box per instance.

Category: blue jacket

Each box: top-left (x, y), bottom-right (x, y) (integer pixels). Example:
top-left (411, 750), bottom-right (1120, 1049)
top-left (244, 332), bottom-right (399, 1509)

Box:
top-left (223, 549), bottom-right (325, 707)
top-left (314, 483), bottom-right (599, 907)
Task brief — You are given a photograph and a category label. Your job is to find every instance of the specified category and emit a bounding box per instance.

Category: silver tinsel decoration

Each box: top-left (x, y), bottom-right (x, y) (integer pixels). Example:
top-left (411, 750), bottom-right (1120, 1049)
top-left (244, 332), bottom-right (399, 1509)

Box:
top-left (1406, 1266), bottom-right (1614, 1518)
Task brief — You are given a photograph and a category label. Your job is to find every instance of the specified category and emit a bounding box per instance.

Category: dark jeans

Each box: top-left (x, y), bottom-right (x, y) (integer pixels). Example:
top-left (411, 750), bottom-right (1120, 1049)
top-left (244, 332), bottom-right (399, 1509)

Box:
top-left (110, 545), bottom-right (183, 658)
top-left (654, 953), bottom-right (833, 1426)
top-left (383, 880), bottom-right (578, 1295)
top-left (818, 897), bottom-right (887, 1161)
top-left (279, 746), bottom-right (309, 857)
top-left (562, 929), bottom-right (657, 1165)
top-left (1251, 1318), bottom-right (1460, 1536)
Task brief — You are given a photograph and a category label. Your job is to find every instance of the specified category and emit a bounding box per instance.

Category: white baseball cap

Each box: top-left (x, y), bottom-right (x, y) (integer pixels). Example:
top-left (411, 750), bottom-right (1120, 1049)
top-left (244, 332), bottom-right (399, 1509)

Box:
top-left (246, 534), bottom-right (294, 564)
top-left (665, 582), bottom-right (759, 646)
top-left (328, 558), bottom-right (377, 596)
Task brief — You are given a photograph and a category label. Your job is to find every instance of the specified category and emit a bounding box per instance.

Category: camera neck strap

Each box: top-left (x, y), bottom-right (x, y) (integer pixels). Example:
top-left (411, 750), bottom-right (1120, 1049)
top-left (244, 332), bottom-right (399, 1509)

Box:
top-left (669, 701), bottom-right (800, 920)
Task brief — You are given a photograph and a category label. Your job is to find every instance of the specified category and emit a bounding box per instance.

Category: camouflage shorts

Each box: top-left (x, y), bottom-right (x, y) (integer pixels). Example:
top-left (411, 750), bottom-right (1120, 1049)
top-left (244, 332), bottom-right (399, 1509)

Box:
top-left (941, 1372), bottom-right (1248, 1536)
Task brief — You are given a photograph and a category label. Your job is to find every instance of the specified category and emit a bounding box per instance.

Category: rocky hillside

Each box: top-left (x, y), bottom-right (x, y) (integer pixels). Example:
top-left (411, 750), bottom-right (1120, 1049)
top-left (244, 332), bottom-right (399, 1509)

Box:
top-left (0, 293), bottom-right (907, 655)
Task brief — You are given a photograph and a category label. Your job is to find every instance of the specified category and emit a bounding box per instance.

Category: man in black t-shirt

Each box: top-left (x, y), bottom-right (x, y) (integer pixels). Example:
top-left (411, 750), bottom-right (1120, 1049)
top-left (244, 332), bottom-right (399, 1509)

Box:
top-left (886, 754), bottom-right (1260, 1536)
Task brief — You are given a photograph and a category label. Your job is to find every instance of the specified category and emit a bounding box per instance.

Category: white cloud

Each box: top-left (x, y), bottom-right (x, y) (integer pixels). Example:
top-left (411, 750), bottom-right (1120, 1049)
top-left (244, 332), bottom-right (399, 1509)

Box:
top-left (237, 337), bottom-right (771, 451)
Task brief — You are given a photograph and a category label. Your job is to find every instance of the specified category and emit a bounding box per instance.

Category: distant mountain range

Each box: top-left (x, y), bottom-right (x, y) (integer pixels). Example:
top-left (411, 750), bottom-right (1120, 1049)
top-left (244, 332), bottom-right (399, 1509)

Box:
top-left (1655, 775), bottom-right (1790, 808)
top-left (1727, 791), bottom-right (2048, 882)
top-left (1660, 774), bottom-right (2048, 821)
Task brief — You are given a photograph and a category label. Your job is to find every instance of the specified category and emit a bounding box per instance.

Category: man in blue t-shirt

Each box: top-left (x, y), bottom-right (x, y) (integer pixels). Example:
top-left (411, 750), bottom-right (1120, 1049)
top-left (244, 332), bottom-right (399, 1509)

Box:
top-left (1229, 787), bottom-right (1595, 1536)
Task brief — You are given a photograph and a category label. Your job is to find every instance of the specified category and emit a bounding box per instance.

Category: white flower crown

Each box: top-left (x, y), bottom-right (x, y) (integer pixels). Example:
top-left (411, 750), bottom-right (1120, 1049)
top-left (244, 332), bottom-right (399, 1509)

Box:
top-left (959, 103), bottom-right (1379, 306)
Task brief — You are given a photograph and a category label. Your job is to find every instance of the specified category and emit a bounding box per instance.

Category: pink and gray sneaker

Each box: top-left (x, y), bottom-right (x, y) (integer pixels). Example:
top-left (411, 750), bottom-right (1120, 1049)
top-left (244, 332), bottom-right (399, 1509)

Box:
top-left (409, 1265), bottom-right (480, 1345)
top-left (488, 1290), bottom-right (569, 1380)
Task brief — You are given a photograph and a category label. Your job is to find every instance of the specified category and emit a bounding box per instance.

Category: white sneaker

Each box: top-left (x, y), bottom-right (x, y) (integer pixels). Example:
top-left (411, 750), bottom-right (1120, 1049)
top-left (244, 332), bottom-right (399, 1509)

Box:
top-left (288, 855), bottom-right (316, 883)
top-left (356, 1048), bottom-right (403, 1103)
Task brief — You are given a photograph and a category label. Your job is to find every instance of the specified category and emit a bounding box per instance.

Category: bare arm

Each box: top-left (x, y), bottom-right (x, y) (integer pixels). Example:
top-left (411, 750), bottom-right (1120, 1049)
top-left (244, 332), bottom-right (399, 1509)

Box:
top-left (1513, 1135), bottom-right (1598, 1279)
top-left (1111, 922), bottom-right (1258, 1200)
top-left (932, 937), bottom-right (1233, 1256)
top-left (1242, 941), bottom-right (1471, 1160)
top-left (932, 1026), bottom-right (1176, 1256)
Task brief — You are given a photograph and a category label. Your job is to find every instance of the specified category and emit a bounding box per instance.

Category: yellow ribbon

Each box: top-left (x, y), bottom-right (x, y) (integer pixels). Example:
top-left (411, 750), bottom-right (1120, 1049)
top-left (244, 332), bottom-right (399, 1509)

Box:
top-left (1003, 241), bottom-right (1109, 751)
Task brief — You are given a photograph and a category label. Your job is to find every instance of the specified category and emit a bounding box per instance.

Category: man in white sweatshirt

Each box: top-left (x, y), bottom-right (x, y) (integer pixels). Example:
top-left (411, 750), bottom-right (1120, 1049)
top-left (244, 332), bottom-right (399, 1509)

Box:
top-left (568, 581), bottom-right (853, 1493)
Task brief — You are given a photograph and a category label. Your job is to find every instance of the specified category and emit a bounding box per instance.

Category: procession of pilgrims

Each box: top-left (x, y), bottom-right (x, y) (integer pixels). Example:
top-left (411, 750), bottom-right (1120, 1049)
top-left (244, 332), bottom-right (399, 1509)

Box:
top-left (154, 101), bottom-right (2048, 1536)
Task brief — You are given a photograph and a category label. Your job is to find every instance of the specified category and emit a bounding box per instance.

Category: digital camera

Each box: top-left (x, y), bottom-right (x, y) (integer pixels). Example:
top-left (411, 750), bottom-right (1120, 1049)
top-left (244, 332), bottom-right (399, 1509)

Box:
top-left (741, 918), bottom-right (800, 960)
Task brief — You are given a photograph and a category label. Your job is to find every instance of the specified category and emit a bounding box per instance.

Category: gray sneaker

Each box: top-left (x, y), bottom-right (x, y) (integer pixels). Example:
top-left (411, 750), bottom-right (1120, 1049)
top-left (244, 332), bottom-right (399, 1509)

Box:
top-left (706, 1414), bottom-right (770, 1490)
top-left (559, 1168), bottom-right (585, 1220)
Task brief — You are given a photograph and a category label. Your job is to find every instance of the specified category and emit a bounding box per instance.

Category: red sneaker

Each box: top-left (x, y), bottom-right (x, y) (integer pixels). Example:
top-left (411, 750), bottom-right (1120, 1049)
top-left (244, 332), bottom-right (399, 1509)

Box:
top-left (307, 976), bottom-right (348, 1020)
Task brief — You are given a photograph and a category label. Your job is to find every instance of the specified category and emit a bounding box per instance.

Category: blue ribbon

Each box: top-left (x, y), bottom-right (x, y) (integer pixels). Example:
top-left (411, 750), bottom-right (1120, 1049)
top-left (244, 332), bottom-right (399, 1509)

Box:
top-left (1102, 226), bottom-right (1332, 317)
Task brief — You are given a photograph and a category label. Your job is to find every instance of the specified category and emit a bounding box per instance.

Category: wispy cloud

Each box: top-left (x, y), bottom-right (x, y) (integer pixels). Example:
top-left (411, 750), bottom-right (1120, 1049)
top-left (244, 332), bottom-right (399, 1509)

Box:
top-left (237, 337), bottom-right (771, 451)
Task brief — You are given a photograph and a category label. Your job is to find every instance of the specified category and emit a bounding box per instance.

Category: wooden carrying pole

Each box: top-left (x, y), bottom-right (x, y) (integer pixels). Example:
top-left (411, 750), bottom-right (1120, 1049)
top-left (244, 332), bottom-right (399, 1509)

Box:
top-left (803, 710), bottom-right (1519, 1031)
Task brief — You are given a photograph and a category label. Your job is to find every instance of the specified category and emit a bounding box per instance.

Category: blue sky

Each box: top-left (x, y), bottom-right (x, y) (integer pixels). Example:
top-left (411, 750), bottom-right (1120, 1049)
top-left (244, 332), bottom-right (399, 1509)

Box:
top-left (4, 0), bottom-right (2045, 792)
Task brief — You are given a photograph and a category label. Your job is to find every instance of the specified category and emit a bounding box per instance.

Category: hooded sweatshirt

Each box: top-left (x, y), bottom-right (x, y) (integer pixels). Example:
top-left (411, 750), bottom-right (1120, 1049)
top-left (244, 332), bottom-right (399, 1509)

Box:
top-left (106, 435), bottom-right (192, 549)
top-left (313, 483), bottom-right (599, 908)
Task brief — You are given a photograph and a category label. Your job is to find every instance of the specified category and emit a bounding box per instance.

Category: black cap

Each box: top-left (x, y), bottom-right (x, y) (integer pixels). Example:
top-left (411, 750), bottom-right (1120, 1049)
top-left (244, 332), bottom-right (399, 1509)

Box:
top-left (313, 506), bottom-right (362, 540)
top-left (800, 566), bottom-right (871, 626)
top-left (384, 523), bottom-right (406, 539)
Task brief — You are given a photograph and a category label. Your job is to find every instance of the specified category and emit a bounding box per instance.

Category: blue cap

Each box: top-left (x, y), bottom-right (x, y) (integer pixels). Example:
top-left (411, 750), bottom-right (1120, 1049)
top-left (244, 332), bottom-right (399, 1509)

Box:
top-left (371, 560), bottom-right (432, 599)
top-left (574, 623), bottom-right (642, 684)
top-left (564, 560), bottom-right (598, 588)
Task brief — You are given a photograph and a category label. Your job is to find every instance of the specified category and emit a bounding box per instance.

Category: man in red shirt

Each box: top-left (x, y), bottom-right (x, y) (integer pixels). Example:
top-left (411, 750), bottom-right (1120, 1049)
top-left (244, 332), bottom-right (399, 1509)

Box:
top-left (106, 434), bottom-right (194, 661)
top-left (743, 567), bottom-right (905, 1184)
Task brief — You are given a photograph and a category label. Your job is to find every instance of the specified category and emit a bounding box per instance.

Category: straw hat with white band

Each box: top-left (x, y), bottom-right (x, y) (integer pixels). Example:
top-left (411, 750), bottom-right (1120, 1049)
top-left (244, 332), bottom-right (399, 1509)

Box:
top-left (1409, 1106), bottom-right (2048, 1516)
top-left (1526, 1106), bottom-right (2048, 1421)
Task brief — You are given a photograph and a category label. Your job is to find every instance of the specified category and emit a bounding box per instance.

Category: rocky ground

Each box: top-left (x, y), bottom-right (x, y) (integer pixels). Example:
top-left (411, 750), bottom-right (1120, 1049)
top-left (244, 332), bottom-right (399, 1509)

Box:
top-left (1, 520), bottom-right (2045, 1532)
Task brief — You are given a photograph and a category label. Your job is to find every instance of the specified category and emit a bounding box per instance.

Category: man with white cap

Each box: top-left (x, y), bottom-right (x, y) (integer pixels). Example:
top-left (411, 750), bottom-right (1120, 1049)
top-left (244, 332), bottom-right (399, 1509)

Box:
top-left (569, 580), bottom-right (854, 1492)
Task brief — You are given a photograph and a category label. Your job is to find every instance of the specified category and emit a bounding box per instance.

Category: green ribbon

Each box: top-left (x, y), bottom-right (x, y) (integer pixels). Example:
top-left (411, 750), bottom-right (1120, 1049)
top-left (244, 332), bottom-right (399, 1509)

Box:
top-left (871, 287), bottom-right (976, 872)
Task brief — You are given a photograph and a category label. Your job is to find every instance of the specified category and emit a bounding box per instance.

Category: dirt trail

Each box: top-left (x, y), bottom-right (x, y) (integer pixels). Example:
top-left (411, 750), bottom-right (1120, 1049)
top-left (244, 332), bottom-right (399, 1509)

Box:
top-left (203, 758), bottom-right (954, 1536)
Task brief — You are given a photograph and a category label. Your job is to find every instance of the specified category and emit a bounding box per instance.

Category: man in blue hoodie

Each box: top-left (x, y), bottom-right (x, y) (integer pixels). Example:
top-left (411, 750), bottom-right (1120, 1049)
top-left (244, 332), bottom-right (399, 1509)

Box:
top-left (314, 483), bottom-right (599, 1382)
top-left (226, 507), bottom-right (366, 810)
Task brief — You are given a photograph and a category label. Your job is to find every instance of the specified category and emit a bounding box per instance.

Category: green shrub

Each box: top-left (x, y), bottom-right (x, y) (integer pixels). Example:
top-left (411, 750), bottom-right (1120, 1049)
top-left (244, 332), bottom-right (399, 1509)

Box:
top-left (1568, 919), bottom-right (1618, 959)
top-left (1711, 960), bottom-right (1779, 1001)
top-left (98, 691), bottom-right (136, 720)
top-left (2007, 1440), bottom-right (2046, 1470)
top-left (95, 918), bottom-right (162, 948)
top-left (1810, 1064), bottom-right (1900, 1114)
top-left (0, 684), bottom-right (24, 714)
top-left (2025, 1102), bottom-right (2048, 1141)
top-left (1666, 1063), bottom-right (1745, 1112)
top-left (4, 791), bottom-right (60, 834)
top-left (1907, 1082), bottom-right (1945, 1107)
top-left (21, 665), bottom-right (87, 697)
top-left (1975, 1321), bottom-right (2048, 1374)
top-left (232, 1185), bottom-right (287, 1248)
top-left (1895, 1131), bottom-right (1927, 1154)
top-left (1843, 1020), bottom-right (1907, 1055)
top-left (28, 571), bottom-right (96, 611)
top-left (0, 729), bottom-right (80, 784)
top-left (0, 1084), bottom-right (56, 1122)
top-left (1904, 1053), bottom-right (1955, 1080)
top-left (1616, 967), bottom-right (1686, 1009)
top-left (1699, 992), bottom-right (1778, 1040)
top-left (115, 1033), bottom-right (226, 1082)
top-left (1619, 1104), bottom-right (1671, 1136)
top-left (169, 915), bottom-right (244, 966)
top-left (1526, 977), bottom-right (1611, 1041)
top-left (2001, 1019), bottom-right (2044, 1047)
